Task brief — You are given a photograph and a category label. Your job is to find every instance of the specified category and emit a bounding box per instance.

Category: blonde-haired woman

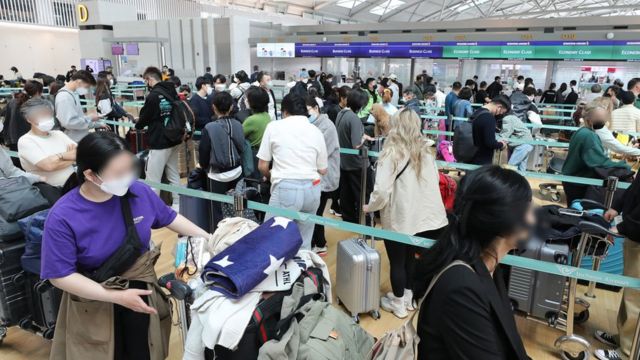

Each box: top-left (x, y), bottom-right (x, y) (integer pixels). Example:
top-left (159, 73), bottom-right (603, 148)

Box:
top-left (363, 108), bottom-right (448, 319)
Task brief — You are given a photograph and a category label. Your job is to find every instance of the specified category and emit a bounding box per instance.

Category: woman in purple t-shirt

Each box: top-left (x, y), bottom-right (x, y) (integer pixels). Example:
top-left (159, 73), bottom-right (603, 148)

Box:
top-left (42, 132), bottom-right (209, 359)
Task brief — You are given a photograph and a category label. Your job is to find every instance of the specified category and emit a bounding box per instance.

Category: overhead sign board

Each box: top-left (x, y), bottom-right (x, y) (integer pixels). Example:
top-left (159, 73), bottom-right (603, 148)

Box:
top-left (275, 40), bottom-right (640, 61)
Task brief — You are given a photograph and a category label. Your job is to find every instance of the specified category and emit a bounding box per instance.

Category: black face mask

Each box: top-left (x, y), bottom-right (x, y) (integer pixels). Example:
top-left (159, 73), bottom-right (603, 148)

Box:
top-left (592, 120), bottom-right (606, 130)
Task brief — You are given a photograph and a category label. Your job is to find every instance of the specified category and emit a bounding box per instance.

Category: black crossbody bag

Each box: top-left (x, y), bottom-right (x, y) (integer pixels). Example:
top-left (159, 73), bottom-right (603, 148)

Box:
top-left (85, 195), bottom-right (143, 283)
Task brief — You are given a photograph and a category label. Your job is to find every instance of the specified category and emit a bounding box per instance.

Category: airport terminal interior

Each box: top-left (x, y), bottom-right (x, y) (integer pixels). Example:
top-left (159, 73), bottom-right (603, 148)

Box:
top-left (2, 1), bottom-right (640, 360)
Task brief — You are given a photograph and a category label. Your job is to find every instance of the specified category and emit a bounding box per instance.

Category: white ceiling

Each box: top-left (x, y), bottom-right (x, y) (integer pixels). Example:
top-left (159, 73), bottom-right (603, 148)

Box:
top-left (205, 0), bottom-right (640, 23)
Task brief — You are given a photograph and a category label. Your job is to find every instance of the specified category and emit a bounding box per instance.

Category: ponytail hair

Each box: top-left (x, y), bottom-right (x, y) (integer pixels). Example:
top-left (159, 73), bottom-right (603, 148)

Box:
top-left (61, 132), bottom-right (130, 195)
top-left (15, 80), bottom-right (44, 108)
top-left (413, 166), bottom-right (532, 297)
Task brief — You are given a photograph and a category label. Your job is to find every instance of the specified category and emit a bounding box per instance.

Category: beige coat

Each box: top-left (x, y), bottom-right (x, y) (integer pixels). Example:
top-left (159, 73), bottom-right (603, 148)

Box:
top-left (50, 248), bottom-right (172, 360)
top-left (367, 149), bottom-right (448, 235)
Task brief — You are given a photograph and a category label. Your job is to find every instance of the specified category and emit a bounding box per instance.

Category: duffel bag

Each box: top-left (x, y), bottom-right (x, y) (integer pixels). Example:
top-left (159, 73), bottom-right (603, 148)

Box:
top-left (0, 177), bottom-right (49, 222)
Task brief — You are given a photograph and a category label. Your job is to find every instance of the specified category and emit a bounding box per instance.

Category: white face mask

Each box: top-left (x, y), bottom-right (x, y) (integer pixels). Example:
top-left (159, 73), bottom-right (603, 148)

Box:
top-left (206, 86), bottom-right (213, 95)
top-left (96, 172), bottom-right (135, 197)
top-left (215, 84), bottom-right (226, 92)
top-left (36, 117), bottom-right (55, 132)
top-left (0, 121), bottom-right (3, 134)
top-left (265, 81), bottom-right (273, 88)
top-left (515, 82), bottom-right (524, 91)
top-left (76, 87), bottom-right (89, 96)
top-left (109, 79), bottom-right (114, 86)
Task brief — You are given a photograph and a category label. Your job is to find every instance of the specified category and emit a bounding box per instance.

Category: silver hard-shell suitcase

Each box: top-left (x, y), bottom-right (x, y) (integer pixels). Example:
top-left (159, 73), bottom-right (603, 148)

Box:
top-left (526, 144), bottom-right (547, 172)
top-left (508, 237), bottom-right (569, 323)
top-left (335, 146), bottom-right (381, 323)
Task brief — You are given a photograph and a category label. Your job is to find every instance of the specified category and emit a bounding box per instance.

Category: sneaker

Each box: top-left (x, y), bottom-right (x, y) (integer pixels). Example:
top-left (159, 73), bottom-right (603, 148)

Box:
top-left (329, 209), bottom-right (342, 217)
top-left (380, 294), bottom-right (408, 319)
top-left (312, 246), bottom-right (328, 256)
top-left (594, 330), bottom-right (619, 347)
top-left (594, 349), bottom-right (622, 360)
top-left (385, 291), bottom-right (416, 311)
top-left (404, 289), bottom-right (416, 311)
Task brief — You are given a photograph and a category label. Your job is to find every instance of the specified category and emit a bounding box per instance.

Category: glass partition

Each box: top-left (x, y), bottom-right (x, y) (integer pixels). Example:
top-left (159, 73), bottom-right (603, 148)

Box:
top-left (325, 57), bottom-right (357, 82)
top-left (358, 58), bottom-right (386, 80)
top-left (387, 58), bottom-right (412, 88)
top-left (433, 60), bottom-right (460, 89)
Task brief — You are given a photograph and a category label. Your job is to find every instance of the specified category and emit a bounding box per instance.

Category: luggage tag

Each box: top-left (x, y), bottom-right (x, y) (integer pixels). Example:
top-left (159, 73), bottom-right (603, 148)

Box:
top-left (614, 215), bottom-right (623, 226)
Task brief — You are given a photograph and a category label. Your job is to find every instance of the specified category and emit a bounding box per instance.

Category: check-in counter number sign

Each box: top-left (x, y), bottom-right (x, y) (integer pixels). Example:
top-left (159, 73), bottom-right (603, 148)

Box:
top-left (78, 4), bottom-right (88, 23)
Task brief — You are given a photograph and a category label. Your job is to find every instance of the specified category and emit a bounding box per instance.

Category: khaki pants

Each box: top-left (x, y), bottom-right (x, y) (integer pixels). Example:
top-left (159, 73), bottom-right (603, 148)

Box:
top-left (617, 239), bottom-right (640, 357)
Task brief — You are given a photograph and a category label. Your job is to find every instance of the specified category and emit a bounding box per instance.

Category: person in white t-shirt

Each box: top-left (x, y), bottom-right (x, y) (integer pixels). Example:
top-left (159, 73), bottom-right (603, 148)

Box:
top-left (257, 93), bottom-right (328, 249)
top-left (17, 98), bottom-right (77, 187)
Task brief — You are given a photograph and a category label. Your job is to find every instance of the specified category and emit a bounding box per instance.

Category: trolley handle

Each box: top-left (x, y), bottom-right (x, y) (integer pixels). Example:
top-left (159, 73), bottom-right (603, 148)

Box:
top-left (577, 221), bottom-right (619, 239)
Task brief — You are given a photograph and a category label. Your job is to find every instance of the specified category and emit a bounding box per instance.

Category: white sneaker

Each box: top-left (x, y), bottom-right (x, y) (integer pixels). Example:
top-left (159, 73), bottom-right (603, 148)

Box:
top-left (404, 289), bottom-right (416, 311)
top-left (385, 290), bottom-right (416, 311)
top-left (329, 209), bottom-right (342, 217)
top-left (380, 294), bottom-right (408, 319)
top-left (594, 349), bottom-right (622, 360)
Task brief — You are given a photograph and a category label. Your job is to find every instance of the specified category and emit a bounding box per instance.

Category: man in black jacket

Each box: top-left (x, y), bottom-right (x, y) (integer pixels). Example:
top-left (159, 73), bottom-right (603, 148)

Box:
top-left (486, 76), bottom-right (503, 99)
top-left (136, 66), bottom-right (182, 208)
top-left (593, 174), bottom-right (640, 360)
top-left (470, 95), bottom-right (510, 165)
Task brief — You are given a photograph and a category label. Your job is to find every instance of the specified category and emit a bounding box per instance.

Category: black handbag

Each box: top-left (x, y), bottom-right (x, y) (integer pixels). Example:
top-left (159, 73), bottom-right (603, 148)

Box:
top-left (85, 195), bottom-right (143, 283)
top-left (0, 177), bottom-right (50, 222)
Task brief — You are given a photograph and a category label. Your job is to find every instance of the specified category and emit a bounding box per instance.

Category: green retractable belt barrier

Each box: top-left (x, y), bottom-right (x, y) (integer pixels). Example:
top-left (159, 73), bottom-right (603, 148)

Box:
top-left (3, 149), bottom-right (640, 289)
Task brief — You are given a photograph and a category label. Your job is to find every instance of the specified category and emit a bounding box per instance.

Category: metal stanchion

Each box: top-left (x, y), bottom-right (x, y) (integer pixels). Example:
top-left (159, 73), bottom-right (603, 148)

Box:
top-left (630, 316), bottom-right (640, 360)
top-left (585, 176), bottom-right (619, 298)
top-left (358, 146), bottom-right (369, 230)
top-left (234, 192), bottom-right (245, 218)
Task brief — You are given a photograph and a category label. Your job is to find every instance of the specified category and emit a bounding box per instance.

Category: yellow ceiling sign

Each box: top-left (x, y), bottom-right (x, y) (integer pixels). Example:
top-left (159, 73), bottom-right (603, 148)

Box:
top-left (78, 4), bottom-right (89, 23)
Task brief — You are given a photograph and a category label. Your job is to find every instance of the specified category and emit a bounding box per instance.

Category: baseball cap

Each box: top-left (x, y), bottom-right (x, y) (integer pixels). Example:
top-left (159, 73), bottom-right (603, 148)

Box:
top-left (389, 74), bottom-right (398, 80)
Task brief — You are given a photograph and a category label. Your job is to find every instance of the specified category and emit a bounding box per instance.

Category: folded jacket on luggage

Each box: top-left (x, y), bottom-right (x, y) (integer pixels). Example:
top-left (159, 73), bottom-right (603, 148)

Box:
top-left (202, 217), bottom-right (302, 298)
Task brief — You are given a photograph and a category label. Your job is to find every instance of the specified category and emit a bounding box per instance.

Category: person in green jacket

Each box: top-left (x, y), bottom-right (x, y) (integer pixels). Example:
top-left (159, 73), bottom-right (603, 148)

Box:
top-left (357, 78), bottom-right (380, 121)
top-left (242, 86), bottom-right (271, 149)
top-left (562, 102), bottom-right (630, 203)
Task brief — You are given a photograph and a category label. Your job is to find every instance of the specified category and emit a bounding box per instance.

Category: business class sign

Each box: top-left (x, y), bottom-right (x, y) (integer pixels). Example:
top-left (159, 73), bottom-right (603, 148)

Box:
top-left (291, 40), bottom-right (640, 61)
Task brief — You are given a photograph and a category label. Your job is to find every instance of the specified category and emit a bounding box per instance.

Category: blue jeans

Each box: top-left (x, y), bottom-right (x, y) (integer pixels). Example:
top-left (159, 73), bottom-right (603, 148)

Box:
top-left (266, 179), bottom-right (321, 250)
top-left (508, 144), bottom-right (534, 172)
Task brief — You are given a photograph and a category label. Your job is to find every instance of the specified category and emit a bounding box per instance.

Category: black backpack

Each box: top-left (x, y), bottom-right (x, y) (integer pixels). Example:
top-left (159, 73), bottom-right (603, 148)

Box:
top-left (289, 81), bottom-right (309, 97)
top-left (453, 108), bottom-right (488, 163)
top-left (155, 87), bottom-right (195, 144)
top-left (565, 89), bottom-right (579, 105)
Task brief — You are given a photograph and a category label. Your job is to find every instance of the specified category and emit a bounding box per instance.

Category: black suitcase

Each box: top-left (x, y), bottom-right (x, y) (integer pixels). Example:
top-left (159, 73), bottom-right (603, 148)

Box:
top-left (0, 240), bottom-right (28, 342)
top-left (20, 272), bottom-right (61, 339)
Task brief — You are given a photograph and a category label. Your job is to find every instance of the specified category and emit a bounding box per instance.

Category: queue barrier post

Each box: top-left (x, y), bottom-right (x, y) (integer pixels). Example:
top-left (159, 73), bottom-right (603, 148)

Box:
top-left (585, 176), bottom-right (619, 299)
top-left (233, 192), bottom-right (246, 218)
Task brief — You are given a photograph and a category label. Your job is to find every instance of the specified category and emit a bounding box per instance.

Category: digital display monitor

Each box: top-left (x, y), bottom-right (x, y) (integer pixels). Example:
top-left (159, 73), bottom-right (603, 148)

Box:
top-left (111, 44), bottom-right (124, 56)
top-left (126, 43), bottom-right (139, 56)
top-left (257, 43), bottom-right (295, 58)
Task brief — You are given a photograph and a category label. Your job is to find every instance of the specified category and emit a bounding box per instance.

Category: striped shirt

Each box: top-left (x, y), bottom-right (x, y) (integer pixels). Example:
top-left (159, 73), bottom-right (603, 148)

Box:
top-left (610, 105), bottom-right (640, 133)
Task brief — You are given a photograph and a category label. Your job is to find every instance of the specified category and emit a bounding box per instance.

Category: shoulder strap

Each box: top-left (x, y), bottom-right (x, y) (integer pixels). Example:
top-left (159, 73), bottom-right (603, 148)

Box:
top-left (395, 160), bottom-right (410, 181)
top-left (57, 89), bottom-right (78, 106)
top-left (120, 195), bottom-right (140, 244)
top-left (410, 260), bottom-right (474, 322)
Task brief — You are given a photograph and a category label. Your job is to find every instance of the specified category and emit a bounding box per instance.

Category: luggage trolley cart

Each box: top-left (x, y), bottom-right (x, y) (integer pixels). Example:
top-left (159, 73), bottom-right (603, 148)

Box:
top-left (554, 220), bottom-right (618, 360)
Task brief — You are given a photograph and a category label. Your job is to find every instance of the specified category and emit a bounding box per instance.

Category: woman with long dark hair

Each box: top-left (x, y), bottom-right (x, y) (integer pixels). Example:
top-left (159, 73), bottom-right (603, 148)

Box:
top-left (556, 82), bottom-right (568, 104)
top-left (43, 131), bottom-right (209, 359)
top-left (415, 165), bottom-right (533, 359)
top-left (3, 80), bottom-right (44, 166)
top-left (96, 73), bottom-right (130, 132)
